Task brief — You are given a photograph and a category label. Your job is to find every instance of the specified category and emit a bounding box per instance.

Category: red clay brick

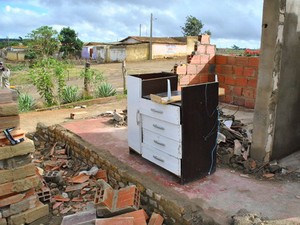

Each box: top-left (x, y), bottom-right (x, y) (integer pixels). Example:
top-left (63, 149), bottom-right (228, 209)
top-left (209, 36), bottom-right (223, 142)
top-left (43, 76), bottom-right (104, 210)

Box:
top-left (248, 79), bottom-right (257, 88)
top-left (95, 217), bottom-right (134, 225)
top-left (189, 75), bottom-right (200, 84)
top-left (227, 56), bottom-right (236, 65)
top-left (198, 74), bottom-right (209, 83)
top-left (200, 54), bottom-right (210, 64)
top-left (116, 186), bottom-right (139, 210)
top-left (208, 74), bottom-right (216, 82)
top-left (187, 64), bottom-right (197, 75)
top-left (196, 64), bottom-right (207, 73)
top-left (206, 45), bottom-right (215, 55)
top-left (176, 65), bottom-right (186, 75)
top-left (217, 74), bottom-right (225, 83)
top-left (221, 65), bottom-right (233, 75)
top-left (236, 77), bottom-right (248, 87)
top-left (208, 54), bottom-right (216, 63)
top-left (225, 76), bottom-right (235, 85)
top-left (94, 170), bottom-right (108, 182)
top-left (148, 212), bottom-right (164, 225)
top-left (201, 34), bottom-right (210, 44)
top-left (197, 45), bottom-right (206, 54)
top-left (243, 88), bottom-right (255, 98)
top-left (233, 66), bottom-right (244, 76)
top-left (233, 87), bottom-right (243, 97)
top-left (248, 57), bottom-right (259, 67)
top-left (223, 95), bottom-right (233, 104)
top-left (190, 55), bottom-right (201, 64)
top-left (117, 209), bottom-right (148, 225)
top-left (214, 65), bottom-right (221, 74)
top-left (243, 67), bottom-right (256, 77)
top-left (236, 56), bottom-right (249, 66)
top-left (216, 55), bottom-right (227, 65)
top-left (179, 75), bottom-right (189, 85)
top-left (245, 99), bottom-right (256, 109)
top-left (233, 97), bottom-right (245, 107)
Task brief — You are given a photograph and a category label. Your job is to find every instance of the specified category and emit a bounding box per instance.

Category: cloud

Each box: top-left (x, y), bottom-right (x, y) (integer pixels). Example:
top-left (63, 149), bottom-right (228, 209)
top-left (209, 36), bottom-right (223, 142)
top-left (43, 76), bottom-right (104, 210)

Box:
top-left (0, 0), bottom-right (263, 48)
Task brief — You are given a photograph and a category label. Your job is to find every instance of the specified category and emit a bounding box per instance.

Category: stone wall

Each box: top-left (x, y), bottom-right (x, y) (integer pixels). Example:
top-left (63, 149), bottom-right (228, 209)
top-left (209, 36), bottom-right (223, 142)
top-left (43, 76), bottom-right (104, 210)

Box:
top-left (35, 123), bottom-right (218, 225)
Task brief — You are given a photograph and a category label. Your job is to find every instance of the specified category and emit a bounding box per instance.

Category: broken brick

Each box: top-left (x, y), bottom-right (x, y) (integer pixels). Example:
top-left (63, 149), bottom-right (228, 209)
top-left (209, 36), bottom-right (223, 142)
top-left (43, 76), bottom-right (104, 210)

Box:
top-left (53, 195), bottom-right (70, 202)
top-left (65, 182), bottom-right (89, 192)
top-left (148, 212), bottom-right (164, 225)
top-left (70, 174), bottom-right (90, 184)
top-left (116, 209), bottom-right (148, 225)
top-left (94, 169), bottom-right (108, 182)
top-left (95, 217), bottom-right (134, 225)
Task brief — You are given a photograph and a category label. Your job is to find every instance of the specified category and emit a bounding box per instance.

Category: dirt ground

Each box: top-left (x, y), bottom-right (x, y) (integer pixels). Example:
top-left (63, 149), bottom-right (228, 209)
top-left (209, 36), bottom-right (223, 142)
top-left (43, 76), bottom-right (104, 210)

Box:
top-left (18, 57), bottom-right (185, 133)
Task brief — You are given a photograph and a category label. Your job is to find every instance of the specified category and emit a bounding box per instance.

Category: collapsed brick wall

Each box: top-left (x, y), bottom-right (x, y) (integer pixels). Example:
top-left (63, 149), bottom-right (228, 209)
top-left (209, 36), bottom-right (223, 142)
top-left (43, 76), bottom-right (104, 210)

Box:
top-left (35, 123), bottom-right (216, 225)
top-left (175, 36), bottom-right (259, 109)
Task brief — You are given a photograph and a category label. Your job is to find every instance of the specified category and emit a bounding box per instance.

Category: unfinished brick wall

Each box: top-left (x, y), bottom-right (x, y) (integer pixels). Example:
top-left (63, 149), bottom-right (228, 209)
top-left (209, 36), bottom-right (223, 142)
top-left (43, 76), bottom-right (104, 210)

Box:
top-left (36, 123), bottom-right (215, 225)
top-left (215, 55), bottom-right (259, 109)
top-left (175, 36), bottom-right (259, 109)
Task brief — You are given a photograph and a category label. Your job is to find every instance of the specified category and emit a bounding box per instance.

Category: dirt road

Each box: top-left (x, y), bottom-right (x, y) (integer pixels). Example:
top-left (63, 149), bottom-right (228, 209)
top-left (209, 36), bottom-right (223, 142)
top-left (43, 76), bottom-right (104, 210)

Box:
top-left (19, 58), bottom-right (184, 133)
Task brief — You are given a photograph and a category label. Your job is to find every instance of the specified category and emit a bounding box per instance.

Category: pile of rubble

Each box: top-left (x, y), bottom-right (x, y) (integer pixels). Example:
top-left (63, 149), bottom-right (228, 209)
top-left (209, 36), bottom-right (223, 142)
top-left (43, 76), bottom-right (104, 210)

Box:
top-left (99, 109), bottom-right (127, 127)
top-left (217, 109), bottom-right (300, 181)
top-left (30, 134), bottom-right (163, 224)
top-left (0, 89), bottom-right (49, 225)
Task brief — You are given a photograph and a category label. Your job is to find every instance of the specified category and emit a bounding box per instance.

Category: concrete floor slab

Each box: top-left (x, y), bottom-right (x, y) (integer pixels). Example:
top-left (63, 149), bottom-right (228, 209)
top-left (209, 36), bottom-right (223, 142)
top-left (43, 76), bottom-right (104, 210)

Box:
top-left (62, 107), bottom-right (300, 224)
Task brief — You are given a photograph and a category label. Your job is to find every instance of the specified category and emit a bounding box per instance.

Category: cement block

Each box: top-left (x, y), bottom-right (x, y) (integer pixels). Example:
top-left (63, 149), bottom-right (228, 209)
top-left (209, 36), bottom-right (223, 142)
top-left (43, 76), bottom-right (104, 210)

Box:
top-left (8, 201), bottom-right (49, 225)
top-left (0, 154), bottom-right (32, 170)
top-left (61, 209), bottom-right (96, 225)
top-left (0, 175), bottom-right (41, 197)
top-left (0, 103), bottom-right (18, 116)
top-left (0, 140), bottom-right (34, 161)
top-left (2, 194), bottom-right (37, 217)
top-left (0, 116), bottom-right (20, 132)
top-left (0, 163), bottom-right (36, 184)
top-left (0, 89), bottom-right (16, 104)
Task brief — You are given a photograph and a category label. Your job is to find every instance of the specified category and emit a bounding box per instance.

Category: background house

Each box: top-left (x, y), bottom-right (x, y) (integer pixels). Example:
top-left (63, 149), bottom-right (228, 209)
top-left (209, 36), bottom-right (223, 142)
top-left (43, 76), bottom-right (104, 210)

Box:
top-left (81, 36), bottom-right (200, 63)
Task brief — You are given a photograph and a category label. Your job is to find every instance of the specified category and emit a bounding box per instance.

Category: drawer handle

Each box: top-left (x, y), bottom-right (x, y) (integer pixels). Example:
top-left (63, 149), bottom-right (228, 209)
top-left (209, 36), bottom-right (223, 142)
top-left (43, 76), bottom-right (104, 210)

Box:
top-left (153, 124), bottom-right (165, 130)
top-left (154, 140), bottom-right (165, 147)
top-left (151, 108), bottom-right (163, 114)
top-left (153, 155), bottom-right (165, 162)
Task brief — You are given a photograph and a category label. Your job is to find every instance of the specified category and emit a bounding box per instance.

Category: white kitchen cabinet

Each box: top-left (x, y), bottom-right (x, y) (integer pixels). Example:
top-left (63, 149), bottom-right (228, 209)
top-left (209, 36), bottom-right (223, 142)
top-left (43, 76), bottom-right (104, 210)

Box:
top-left (127, 72), bottom-right (219, 184)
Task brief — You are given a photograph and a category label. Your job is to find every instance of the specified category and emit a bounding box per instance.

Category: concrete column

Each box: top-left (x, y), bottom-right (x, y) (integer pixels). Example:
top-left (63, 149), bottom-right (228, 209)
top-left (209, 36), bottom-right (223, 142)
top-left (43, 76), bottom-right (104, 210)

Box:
top-left (252, 0), bottom-right (300, 161)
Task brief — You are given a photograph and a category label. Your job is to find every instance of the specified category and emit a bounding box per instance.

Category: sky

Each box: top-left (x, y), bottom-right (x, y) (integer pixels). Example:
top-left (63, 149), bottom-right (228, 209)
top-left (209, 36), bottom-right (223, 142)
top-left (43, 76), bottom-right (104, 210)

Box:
top-left (0, 0), bottom-right (263, 49)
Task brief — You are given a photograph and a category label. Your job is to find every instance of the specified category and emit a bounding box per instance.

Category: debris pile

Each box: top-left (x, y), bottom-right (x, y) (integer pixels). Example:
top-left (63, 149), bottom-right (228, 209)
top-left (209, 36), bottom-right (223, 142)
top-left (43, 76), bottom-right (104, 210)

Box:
top-left (0, 89), bottom-right (49, 225)
top-left (99, 109), bottom-right (127, 127)
top-left (31, 135), bottom-right (163, 224)
top-left (232, 209), bottom-right (300, 225)
top-left (217, 109), bottom-right (300, 181)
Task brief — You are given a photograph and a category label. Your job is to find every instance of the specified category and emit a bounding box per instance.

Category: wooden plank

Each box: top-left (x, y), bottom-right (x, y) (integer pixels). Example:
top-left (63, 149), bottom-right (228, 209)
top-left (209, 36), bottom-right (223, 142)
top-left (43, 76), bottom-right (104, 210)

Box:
top-left (0, 129), bottom-right (25, 146)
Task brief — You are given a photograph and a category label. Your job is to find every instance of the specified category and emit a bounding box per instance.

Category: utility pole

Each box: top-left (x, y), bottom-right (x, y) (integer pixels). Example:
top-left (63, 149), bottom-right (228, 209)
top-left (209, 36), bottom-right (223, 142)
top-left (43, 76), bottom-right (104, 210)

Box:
top-left (149, 13), bottom-right (153, 60)
top-left (139, 24), bottom-right (141, 36)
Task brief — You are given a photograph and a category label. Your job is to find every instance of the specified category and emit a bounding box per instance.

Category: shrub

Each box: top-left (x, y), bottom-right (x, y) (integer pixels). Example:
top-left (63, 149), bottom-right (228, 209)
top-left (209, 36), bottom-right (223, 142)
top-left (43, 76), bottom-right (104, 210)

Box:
top-left (95, 82), bottom-right (117, 98)
top-left (62, 86), bottom-right (80, 103)
top-left (18, 93), bottom-right (35, 112)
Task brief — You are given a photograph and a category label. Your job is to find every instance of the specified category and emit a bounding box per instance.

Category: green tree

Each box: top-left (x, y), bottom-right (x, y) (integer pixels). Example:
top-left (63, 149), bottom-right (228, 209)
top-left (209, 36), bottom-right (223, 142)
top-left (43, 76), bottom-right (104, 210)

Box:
top-left (25, 26), bottom-right (60, 59)
top-left (59, 27), bottom-right (83, 59)
top-left (28, 58), bottom-right (68, 106)
top-left (181, 15), bottom-right (203, 36)
top-left (204, 30), bottom-right (211, 35)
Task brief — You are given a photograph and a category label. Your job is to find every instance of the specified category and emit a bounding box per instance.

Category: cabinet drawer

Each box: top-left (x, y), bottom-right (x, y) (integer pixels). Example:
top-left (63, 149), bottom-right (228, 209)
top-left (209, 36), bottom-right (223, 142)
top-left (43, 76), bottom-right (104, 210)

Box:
top-left (141, 144), bottom-right (181, 176)
top-left (140, 98), bottom-right (180, 124)
top-left (142, 115), bottom-right (181, 142)
top-left (142, 129), bottom-right (182, 158)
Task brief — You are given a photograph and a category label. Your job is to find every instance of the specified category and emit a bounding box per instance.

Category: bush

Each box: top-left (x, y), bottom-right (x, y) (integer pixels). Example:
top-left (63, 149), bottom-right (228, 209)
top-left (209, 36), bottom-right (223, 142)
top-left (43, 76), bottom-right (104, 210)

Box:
top-left (62, 86), bottom-right (80, 103)
top-left (95, 82), bottom-right (117, 98)
top-left (18, 93), bottom-right (35, 112)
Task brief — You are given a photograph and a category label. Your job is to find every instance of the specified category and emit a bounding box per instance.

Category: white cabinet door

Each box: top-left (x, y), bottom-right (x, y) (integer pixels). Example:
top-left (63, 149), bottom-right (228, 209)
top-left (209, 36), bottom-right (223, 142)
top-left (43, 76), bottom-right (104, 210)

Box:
top-left (126, 76), bottom-right (142, 153)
